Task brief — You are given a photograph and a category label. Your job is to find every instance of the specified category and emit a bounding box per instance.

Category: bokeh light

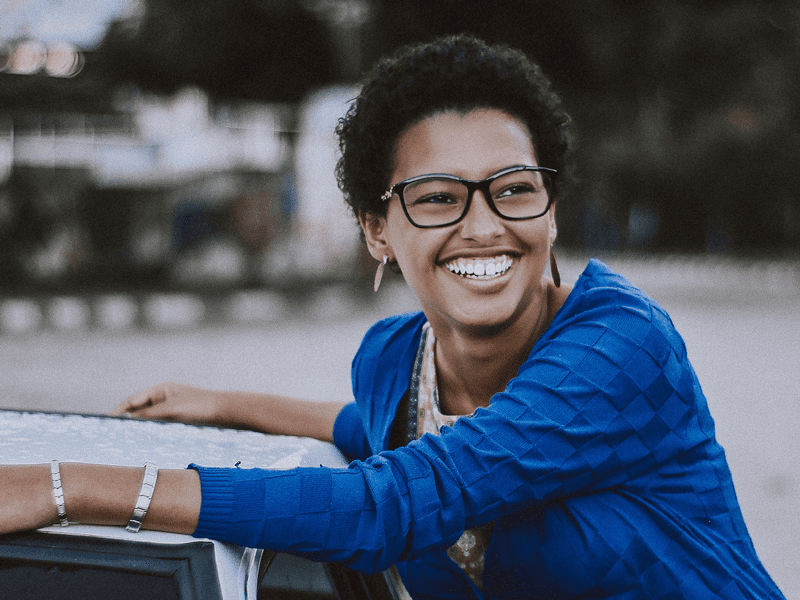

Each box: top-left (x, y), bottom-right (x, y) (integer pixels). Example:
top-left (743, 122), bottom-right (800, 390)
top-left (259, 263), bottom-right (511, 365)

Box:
top-left (7, 39), bottom-right (47, 74)
top-left (44, 41), bottom-right (84, 77)
top-left (0, 38), bottom-right (83, 76)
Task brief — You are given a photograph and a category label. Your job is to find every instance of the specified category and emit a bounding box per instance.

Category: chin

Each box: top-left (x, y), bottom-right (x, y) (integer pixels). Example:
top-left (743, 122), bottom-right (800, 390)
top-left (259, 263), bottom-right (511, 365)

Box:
top-left (458, 320), bottom-right (512, 338)
top-left (448, 305), bottom-right (523, 337)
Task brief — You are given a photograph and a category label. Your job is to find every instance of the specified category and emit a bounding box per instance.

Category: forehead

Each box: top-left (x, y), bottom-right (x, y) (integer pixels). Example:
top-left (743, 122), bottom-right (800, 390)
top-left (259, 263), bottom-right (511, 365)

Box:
top-left (391, 109), bottom-right (538, 182)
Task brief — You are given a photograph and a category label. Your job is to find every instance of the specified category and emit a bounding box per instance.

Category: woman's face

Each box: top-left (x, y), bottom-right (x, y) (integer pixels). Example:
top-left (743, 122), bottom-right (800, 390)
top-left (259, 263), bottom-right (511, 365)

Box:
top-left (362, 108), bottom-right (557, 336)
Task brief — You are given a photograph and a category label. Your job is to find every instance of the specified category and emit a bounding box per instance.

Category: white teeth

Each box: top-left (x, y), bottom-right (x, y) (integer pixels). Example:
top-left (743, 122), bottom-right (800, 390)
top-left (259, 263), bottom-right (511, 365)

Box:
top-left (445, 255), bottom-right (514, 279)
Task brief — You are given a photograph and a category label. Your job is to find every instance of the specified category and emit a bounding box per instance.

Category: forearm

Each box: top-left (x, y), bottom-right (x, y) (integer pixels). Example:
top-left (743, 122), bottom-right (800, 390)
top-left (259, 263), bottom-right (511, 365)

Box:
top-left (215, 391), bottom-right (347, 443)
top-left (114, 382), bottom-right (348, 444)
top-left (0, 463), bottom-right (201, 535)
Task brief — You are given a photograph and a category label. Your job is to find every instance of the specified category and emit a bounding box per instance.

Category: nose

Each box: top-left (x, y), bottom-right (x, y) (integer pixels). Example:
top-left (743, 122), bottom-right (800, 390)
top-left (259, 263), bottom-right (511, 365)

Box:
top-left (458, 189), bottom-right (504, 240)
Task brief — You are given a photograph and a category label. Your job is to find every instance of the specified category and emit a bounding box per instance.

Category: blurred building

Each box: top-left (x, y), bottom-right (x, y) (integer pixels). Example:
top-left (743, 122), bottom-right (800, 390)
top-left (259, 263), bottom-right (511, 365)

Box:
top-left (1, 0), bottom-right (799, 296)
top-left (0, 0), bottom-right (371, 292)
top-left (0, 82), bottom-right (300, 288)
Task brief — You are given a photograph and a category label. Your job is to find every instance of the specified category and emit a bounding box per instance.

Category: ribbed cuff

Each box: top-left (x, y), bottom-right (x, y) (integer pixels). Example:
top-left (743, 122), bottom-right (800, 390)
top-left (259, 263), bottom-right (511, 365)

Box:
top-left (188, 464), bottom-right (238, 541)
top-left (333, 402), bottom-right (372, 461)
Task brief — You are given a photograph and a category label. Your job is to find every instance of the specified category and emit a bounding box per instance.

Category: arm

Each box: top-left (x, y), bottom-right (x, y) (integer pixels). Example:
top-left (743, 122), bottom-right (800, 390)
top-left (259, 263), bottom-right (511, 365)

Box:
top-left (191, 290), bottom-right (700, 572)
top-left (0, 463), bottom-right (200, 536)
top-left (111, 382), bottom-right (347, 443)
top-left (2, 293), bottom-right (689, 567)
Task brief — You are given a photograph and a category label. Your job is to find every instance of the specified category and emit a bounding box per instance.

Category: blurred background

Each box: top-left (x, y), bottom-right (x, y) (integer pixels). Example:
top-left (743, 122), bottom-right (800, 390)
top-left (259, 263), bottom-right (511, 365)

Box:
top-left (1, 0), bottom-right (799, 303)
top-left (1, 0), bottom-right (799, 595)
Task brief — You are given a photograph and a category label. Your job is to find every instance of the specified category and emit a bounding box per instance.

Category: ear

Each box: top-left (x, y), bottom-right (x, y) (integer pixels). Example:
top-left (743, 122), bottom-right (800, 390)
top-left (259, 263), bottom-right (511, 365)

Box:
top-left (548, 200), bottom-right (558, 244)
top-left (358, 211), bottom-right (393, 261)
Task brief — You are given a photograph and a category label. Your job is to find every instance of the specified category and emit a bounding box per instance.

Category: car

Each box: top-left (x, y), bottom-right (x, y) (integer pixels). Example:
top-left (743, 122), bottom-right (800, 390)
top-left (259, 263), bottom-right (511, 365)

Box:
top-left (0, 408), bottom-right (409, 600)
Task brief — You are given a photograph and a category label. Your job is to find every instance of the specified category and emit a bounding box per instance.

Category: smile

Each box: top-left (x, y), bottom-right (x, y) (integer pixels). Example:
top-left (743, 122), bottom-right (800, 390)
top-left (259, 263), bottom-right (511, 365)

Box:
top-left (445, 255), bottom-right (514, 279)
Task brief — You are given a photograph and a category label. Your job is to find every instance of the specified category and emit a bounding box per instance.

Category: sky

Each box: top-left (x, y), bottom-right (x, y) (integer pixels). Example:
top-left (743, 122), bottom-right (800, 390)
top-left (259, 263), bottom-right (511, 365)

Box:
top-left (0, 0), bottom-right (137, 49)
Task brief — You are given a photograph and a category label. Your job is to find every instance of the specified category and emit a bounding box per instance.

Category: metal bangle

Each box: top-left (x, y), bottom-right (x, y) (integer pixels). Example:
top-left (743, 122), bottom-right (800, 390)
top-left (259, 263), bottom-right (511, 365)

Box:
top-left (50, 460), bottom-right (69, 527)
top-left (125, 462), bottom-right (159, 533)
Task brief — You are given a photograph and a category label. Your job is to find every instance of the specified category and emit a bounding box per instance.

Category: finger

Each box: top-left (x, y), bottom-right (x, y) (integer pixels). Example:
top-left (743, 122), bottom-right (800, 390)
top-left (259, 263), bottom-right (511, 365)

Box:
top-left (110, 386), bottom-right (165, 416)
top-left (109, 398), bottom-right (136, 416)
top-left (109, 394), bottom-right (149, 416)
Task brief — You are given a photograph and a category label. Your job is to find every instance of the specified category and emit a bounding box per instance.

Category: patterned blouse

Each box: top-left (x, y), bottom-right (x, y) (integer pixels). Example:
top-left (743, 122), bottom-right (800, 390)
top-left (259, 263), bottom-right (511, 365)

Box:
top-left (413, 322), bottom-right (494, 591)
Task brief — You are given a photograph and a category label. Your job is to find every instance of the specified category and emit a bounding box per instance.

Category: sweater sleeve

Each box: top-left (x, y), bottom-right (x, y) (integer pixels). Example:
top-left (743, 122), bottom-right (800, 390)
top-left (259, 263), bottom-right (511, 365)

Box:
top-left (191, 283), bottom-right (706, 574)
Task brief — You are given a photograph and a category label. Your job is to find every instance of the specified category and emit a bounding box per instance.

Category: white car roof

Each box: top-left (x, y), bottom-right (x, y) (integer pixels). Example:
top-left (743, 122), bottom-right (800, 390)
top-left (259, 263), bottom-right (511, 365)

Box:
top-left (0, 408), bottom-right (351, 600)
top-left (0, 408), bottom-right (349, 471)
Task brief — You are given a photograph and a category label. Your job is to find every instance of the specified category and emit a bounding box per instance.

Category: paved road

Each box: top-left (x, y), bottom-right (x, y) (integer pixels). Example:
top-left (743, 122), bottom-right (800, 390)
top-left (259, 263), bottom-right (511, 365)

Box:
top-left (1, 256), bottom-right (798, 597)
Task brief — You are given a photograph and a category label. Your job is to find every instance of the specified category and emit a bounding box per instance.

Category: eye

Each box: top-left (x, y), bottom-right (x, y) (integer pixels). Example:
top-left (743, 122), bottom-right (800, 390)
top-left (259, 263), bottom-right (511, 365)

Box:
top-left (494, 182), bottom-right (537, 198)
top-left (492, 170), bottom-right (546, 200)
top-left (408, 192), bottom-right (459, 206)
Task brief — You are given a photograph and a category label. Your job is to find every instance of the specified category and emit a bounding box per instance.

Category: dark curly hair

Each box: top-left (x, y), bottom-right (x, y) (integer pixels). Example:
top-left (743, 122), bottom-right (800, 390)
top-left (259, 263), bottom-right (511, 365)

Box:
top-left (335, 34), bottom-right (575, 222)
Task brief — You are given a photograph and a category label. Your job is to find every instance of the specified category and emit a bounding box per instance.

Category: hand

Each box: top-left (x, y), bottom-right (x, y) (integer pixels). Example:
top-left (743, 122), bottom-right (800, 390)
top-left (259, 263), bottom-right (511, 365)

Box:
top-left (113, 383), bottom-right (345, 442)
top-left (110, 381), bottom-right (223, 425)
top-left (0, 464), bottom-right (56, 534)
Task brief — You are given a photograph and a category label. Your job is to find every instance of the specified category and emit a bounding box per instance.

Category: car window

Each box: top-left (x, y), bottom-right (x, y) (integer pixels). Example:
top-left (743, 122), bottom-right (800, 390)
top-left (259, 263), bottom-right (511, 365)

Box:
top-left (0, 557), bottom-right (181, 600)
top-left (0, 533), bottom-right (222, 600)
top-left (258, 553), bottom-right (337, 599)
top-left (258, 553), bottom-right (402, 600)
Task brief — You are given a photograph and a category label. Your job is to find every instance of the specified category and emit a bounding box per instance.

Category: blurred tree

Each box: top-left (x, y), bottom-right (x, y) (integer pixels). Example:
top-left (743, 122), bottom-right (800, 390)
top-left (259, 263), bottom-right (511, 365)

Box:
top-left (95, 0), bottom-right (338, 103)
top-left (370, 0), bottom-right (800, 255)
top-left (0, 51), bottom-right (117, 114)
top-left (0, 1), bottom-right (339, 110)
top-left (2, 0), bottom-right (798, 257)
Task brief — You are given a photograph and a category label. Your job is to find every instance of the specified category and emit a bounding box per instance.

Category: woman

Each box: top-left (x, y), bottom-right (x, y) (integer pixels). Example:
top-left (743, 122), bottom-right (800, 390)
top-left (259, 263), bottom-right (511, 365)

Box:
top-left (0, 35), bottom-right (785, 599)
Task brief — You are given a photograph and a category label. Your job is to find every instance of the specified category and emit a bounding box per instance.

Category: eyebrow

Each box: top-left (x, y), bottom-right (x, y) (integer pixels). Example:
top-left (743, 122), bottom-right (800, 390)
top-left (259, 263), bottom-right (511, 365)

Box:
top-left (404, 164), bottom-right (541, 182)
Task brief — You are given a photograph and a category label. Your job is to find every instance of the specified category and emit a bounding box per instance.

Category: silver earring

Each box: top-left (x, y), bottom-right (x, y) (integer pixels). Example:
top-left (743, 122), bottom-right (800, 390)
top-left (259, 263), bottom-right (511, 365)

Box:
top-left (374, 255), bottom-right (389, 292)
top-left (549, 245), bottom-right (561, 288)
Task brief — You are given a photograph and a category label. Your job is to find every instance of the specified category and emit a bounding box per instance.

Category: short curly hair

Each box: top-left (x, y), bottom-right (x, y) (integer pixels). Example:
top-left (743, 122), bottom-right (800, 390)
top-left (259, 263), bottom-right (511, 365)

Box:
top-left (335, 34), bottom-right (574, 222)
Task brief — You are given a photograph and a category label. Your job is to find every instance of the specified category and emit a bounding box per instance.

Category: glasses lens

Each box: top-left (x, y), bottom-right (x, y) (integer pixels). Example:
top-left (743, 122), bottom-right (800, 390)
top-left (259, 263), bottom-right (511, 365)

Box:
top-left (489, 169), bottom-right (551, 219)
top-left (403, 177), bottom-right (468, 226)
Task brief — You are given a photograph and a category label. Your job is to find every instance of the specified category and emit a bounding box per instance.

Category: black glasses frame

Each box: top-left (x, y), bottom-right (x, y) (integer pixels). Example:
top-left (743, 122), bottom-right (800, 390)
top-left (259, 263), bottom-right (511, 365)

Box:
top-left (380, 166), bottom-right (557, 229)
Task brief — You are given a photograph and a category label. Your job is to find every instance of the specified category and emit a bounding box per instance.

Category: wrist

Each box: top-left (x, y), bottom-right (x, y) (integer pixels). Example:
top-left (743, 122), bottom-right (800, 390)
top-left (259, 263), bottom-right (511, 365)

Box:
top-left (0, 464), bottom-right (61, 533)
top-left (212, 389), bottom-right (239, 427)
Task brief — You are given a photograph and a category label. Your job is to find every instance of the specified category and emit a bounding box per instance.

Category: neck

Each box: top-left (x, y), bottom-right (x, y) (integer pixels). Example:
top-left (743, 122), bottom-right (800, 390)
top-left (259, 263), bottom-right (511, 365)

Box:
top-left (432, 281), bottom-right (564, 415)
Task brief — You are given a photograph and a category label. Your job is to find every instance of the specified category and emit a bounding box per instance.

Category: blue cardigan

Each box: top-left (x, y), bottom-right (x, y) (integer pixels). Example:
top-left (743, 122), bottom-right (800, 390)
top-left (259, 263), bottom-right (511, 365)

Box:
top-left (192, 260), bottom-right (784, 599)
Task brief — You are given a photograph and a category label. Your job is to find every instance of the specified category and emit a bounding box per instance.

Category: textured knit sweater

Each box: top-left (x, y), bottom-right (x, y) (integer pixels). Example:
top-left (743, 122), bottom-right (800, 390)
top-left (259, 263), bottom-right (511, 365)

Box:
top-left (191, 259), bottom-right (784, 599)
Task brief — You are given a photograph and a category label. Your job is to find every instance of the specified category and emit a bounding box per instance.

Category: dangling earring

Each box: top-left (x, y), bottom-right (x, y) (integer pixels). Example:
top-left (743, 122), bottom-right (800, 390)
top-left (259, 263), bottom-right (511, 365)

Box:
top-left (374, 255), bottom-right (389, 292)
top-left (549, 245), bottom-right (561, 288)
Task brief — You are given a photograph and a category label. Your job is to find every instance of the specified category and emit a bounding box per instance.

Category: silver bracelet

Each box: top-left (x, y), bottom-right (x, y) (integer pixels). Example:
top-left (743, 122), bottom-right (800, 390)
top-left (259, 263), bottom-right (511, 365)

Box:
top-left (50, 460), bottom-right (69, 527)
top-left (126, 462), bottom-right (159, 533)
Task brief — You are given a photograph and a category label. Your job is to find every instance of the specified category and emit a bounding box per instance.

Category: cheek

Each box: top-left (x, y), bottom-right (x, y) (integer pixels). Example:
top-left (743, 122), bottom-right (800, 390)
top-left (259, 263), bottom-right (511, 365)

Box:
top-left (392, 233), bottom-right (429, 271)
top-left (389, 231), bottom-right (446, 281)
top-left (384, 204), bottom-right (436, 258)
top-left (514, 219), bottom-right (552, 249)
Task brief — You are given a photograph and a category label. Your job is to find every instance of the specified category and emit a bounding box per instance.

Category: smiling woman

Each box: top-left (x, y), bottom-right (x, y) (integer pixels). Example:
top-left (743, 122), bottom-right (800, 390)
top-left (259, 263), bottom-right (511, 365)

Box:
top-left (359, 109), bottom-right (567, 414)
top-left (0, 35), bottom-right (787, 600)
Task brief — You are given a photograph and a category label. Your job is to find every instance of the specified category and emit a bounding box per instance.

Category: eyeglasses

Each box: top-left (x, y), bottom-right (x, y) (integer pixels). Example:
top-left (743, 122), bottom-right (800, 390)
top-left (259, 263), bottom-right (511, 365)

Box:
top-left (381, 166), bottom-right (557, 228)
